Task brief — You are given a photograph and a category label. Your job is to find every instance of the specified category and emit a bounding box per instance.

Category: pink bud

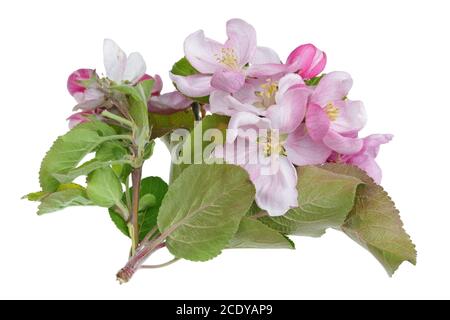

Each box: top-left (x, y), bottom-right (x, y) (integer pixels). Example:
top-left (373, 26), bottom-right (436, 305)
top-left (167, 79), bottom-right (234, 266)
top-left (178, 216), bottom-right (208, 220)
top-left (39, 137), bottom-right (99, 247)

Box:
top-left (286, 44), bottom-right (327, 79)
top-left (138, 74), bottom-right (163, 96)
top-left (67, 69), bottom-right (95, 101)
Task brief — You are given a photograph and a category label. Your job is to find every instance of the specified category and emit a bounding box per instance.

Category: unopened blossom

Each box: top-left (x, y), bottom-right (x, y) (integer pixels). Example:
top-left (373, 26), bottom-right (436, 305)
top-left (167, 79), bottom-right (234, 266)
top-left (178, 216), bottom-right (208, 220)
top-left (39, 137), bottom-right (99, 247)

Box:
top-left (286, 44), bottom-right (327, 79)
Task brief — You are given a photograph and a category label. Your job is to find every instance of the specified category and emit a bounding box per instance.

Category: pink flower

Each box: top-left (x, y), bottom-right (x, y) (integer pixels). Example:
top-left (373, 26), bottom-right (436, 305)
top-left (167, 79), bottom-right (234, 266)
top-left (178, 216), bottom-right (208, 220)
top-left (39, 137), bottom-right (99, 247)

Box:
top-left (218, 81), bottom-right (330, 216)
top-left (286, 44), bottom-right (327, 79)
top-left (305, 71), bottom-right (367, 154)
top-left (170, 19), bottom-right (284, 97)
top-left (328, 134), bottom-right (393, 184)
top-left (66, 110), bottom-right (101, 129)
top-left (148, 91), bottom-right (192, 114)
top-left (210, 73), bottom-right (305, 116)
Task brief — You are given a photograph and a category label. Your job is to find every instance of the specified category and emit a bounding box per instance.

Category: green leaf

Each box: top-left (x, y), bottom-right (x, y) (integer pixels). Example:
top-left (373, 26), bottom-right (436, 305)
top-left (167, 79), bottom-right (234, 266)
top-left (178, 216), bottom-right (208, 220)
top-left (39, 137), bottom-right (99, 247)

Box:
top-left (37, 188), bottom-right (92, 215)
top-left (149, 109), bottom-right (195, 139)
top-left (109, 176), bottom-right (168, 240)
top-left (158, 164), bottom-right (255, 261)
top-left (22, 191), bottom-right (49, 201)
top-left (39, 121), bottom-right (116, 192)
top-left (321, 164), bottom-right (417, 276)
top-left (86, 167), bottom-right (123, 207)
top-left (261, 166), bottom-right (363, 237)
top-left (171, 57), bottom-right (198, 76)
top-left (305, 74), bottom-right (325, 86)
top-left (96, 141), bottom-right (128, 161)
top-left (229, 218), bottom-right (295, 249)
top-left (109, 210), bottom-right (129, 237)
top-left (135, 79), bottom-right (154, 103)
top-left (139, 194), bottom-right (157, 211)
top-left (170, 114), bottom-right (229, 182)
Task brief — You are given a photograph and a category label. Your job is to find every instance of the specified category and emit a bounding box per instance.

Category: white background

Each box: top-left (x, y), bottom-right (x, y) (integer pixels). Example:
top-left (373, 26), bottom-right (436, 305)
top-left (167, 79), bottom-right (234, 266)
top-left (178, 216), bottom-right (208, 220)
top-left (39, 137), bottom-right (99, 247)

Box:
top-left (0, 0), bottom-right (449, 299)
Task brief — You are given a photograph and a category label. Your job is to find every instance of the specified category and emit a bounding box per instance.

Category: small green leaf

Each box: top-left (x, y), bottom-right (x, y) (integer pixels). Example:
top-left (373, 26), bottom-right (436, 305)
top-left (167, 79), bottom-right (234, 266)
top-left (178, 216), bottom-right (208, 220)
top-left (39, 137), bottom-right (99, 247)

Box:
top-left (86, 167), bottom-right (123, 208)
top-left (229, 218), bottom-right (295, 249)
top-left (321, 164), bottom-right (417, 276)
top-left (39, 121), bottom-right (116, 192)
top-left (143, 140), bottom-right (155, 160)
top-left (261, 166), bottom-right (363, 237)
top-left (149, 109), bottom-right (195, 139)
top-left (305, 74), bottom-right (325, 86)
top-left (158, 164), bottom-right (255, 262)
top-left (38, 189), bottom-right (92, 215)
top-left (109, 176), bottom-right (168, 240)
top-left (171, 57), bottom-right (198, 77)
top-left (139, 193), bottom-right (157, 211)
top-left (96, 141), bottom-right (128, 161)
top-left (135, 79), bottom-right (154, 103)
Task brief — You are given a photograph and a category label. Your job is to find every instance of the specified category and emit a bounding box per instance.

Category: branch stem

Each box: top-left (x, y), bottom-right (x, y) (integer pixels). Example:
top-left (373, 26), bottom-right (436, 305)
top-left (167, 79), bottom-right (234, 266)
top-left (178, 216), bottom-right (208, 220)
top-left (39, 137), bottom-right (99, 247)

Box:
top-left (101, 110), bottom-right (134, 128)
top-left (130, 166), bottom-right (143, 253)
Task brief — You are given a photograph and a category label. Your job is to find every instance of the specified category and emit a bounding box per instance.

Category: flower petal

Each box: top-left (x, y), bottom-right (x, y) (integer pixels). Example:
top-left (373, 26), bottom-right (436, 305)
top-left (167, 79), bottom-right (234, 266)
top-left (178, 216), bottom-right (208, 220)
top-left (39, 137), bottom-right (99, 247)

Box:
top-left (227, 112), bottom-right (271, 142)
top-left (250, 46), bottom-right (282, 64)
top-left (331, 100), bottom-right (367, 133)
top-left (362, 134), bottom-right (393, 158)
top-left (305, 103), bottom-right (330, 141)
top-left (311, 71), bottom-right (353, 106)
top-left (67, 69), bottom-right (95, 100)
top-left (350, 155), bottom-right (383, 184)
top-left (211, 69), bottom-right (245, 93)
top-left (148, 91), bottom-right (192, 114)
top-left (267, 87), bottom-right (310, 133)
top-left (184, 30), bottom-right (223, 74)
top-left (323, 130), bottom-right (363, 154)
top-left (250, 157), bottom-right (298, 216)
top-left (103, 39), bottom-right (127, 82)
top-left (246, 63), bottom-right (288, 78)
top-left (123, 52), bottom-right (146, 83)
top-left (225, 18), bottom-right (257, 66)
top-left (275, 73), bottom-right (305, 101)
top-left (170, 73), bottom-right (213, 97)
top-left (286, 44), bottom-right (327, 79)
top-left (210, 90), bottom-right (262, 116)
top-left (285, 124), bottom-right (331, 166)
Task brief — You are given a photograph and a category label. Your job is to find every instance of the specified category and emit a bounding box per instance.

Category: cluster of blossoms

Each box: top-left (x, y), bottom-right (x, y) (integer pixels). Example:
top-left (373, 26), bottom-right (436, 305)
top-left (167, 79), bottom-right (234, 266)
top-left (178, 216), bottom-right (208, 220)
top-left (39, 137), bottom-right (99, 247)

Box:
top-left (67, 19), bottom-right (392, 217)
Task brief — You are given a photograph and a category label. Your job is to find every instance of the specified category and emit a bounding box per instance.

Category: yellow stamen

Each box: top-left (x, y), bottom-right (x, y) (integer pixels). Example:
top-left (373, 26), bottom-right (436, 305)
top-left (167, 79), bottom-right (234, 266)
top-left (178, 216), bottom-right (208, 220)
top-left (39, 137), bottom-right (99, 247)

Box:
top-left (216, 48), bottom-right (239, 69)
top-left (325, 103), bottom-right (340, 121)
top-left (259, 131), bottom-right (287, 157)
top-left (255, 79), bottom-right (278, 109)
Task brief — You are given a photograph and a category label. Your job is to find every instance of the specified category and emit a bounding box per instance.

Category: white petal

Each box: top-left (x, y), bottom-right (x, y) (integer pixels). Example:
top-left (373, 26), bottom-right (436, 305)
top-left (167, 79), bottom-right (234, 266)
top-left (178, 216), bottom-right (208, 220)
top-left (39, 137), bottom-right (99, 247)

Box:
top-left (123, 52), bottom-right (146, 83)
top-left (250, 46), bottom-right (281, 64)
top-left (103, 39), bottom-right (127, 82)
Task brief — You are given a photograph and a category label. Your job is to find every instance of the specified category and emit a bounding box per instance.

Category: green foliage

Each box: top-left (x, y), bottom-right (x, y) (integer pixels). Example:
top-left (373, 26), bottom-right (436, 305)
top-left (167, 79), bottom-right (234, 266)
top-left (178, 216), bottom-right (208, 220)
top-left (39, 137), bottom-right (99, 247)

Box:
top-left (261, 166), bottom-right (362, 237)
top-left (149, 109), bottom-right (195, 139)
top-left (229, 218), bottom-right (295, 249)
top-left (171, 57), bottom-right (198, 77)
top-left (39, 121), bottom-right (116, 192)
top-left (37, 188), bottom-right (92, 215)
top-left (158, 164), bottom-right (255, 261)
top-left (305, 74), bottom-right (325, 86)
top-left (170, 114), bottom-right (229, 182)
top-left (321, 164), bottom-right (417, 276)
top-left (86, 167), bottom-right (123, 208)
top-left (109, 177), bottom-right (168, 240)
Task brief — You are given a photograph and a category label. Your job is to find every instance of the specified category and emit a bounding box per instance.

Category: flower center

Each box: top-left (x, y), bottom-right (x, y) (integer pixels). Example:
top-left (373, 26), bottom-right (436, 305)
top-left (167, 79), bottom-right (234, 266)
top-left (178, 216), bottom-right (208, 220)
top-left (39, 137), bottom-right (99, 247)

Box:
top-left (325, 103), bottom-right (340, 121)
top-left (255, 79), bottom-right (278, 109)
top-left (216, 47), bottom-right (239, 69)
top-left (258, 130), bottom-right (287, 157)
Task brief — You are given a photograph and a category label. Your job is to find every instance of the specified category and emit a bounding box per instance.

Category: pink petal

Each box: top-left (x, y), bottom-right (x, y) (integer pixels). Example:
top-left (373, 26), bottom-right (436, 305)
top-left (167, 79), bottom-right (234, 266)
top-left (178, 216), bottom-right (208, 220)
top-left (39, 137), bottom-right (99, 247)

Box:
top-left (311, 71), bottom-right (353, 106)
top-left (286, 44), bottom-right (327, 79)
top-left (250, 46), bottom-right (281, 64)
top-left (362, 134), bottom-right (393, 158)
top-left (184, 30), bottom-right (223, 74)
top-left (323, 130), bottom-right (363, 154)
top-left (350, 155), bottom-right (383, 184)
top-left (209, 90), bottom-right (262, 116)
top-left (170, 73), bottom-right (213, 97)
top-left (266, 87), bottom-right (310, 133)
top-left (67, 69), bottom-right (95, 101)
top-left (225, 19), bottom-right (257, 66)
top-left (275, 73), bottom-right (305, 101)
top-left (148, 92), bottom-right (192, 114)
top-left (211, 69), bottom-right (245, 93)
top-left (285, 124), bottom-right (332, 166)
top-left (331, 100), bottom-right (367, 133)
top-left (250, 157), bottom-right (298, 216)
top-left (246, 63), bottom-right (288, 78)
top-left (306, 103), bottom-right (331, 141)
